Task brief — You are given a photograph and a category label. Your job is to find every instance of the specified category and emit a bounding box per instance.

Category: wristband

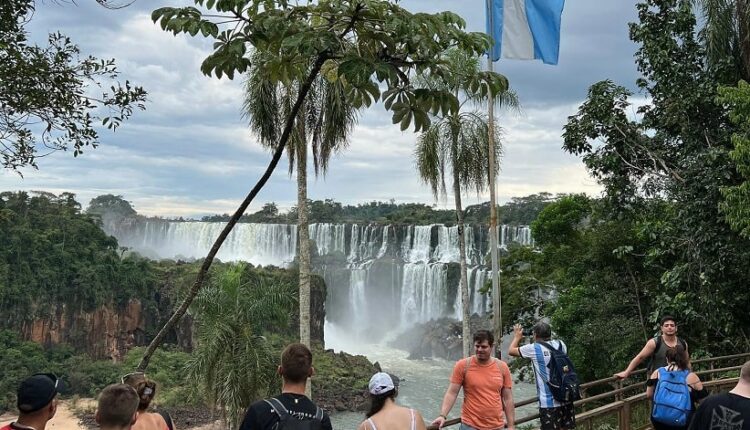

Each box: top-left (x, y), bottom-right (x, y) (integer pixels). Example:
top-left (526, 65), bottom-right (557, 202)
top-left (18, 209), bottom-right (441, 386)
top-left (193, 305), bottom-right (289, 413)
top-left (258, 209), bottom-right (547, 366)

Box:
top-left (439, 414), bottom-right (447, 420)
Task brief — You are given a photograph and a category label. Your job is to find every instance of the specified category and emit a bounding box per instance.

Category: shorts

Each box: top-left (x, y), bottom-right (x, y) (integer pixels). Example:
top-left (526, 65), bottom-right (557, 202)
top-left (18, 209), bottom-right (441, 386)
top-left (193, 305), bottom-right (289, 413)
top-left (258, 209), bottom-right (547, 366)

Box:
top-left (539, 403), bottom-right (576, 430)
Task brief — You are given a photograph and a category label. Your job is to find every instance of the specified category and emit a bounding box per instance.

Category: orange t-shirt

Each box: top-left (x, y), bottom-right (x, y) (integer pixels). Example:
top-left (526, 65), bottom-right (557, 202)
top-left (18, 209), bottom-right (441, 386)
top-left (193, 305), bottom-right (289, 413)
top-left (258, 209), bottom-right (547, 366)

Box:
top-left (449, 356), bottom-right (513, 429)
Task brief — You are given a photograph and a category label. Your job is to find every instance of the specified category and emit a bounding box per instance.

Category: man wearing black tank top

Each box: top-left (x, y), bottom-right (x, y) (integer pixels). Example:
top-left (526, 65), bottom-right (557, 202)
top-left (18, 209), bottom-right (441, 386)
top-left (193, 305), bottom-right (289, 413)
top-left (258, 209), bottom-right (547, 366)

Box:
top-left (239, 343), bottom-right (333, 430)
top-left (614, 316), bottom-right (689, 380)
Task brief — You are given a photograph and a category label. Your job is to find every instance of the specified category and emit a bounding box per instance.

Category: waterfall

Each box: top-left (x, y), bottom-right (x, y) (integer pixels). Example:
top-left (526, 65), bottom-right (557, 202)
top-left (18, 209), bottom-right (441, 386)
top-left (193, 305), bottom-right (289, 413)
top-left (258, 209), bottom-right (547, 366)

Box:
top-left (106, 219), bottom-right (533, 334)
top-left (400, 262), bottom-right (447, 327)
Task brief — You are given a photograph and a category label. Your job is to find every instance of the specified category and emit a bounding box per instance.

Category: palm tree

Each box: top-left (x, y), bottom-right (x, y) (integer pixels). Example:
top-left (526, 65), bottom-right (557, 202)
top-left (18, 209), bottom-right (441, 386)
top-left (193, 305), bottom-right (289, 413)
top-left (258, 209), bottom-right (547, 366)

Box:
top-left (187, 263), bottom-right (297, 428)
top-left (693, 0), bottom-right (750, 81)
top-left (243, 52), bottom-right (357, 374)
top-left (414, 49), bottom-right (515, 357)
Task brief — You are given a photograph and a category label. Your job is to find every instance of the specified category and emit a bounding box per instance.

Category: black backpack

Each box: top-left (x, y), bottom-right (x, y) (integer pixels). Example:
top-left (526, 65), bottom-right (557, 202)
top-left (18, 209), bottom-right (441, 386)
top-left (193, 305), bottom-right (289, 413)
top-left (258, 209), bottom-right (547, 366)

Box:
top-left (264, 398), bottom-right (324, 430)
top-left (538, 341), bottom-right (582, 403)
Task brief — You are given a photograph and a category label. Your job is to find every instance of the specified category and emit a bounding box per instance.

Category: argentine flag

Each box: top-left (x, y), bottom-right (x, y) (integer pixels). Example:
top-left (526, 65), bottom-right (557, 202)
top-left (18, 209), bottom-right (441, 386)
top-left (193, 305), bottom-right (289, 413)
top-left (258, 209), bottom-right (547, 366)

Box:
top-left (486, 0), bottom-right (565, 65)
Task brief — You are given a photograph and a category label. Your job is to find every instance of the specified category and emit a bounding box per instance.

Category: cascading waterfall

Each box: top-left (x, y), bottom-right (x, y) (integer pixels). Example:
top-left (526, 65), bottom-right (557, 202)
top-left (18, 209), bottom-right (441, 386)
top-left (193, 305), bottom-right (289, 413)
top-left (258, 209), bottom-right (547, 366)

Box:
top-left (105, 219), bottom-right (533, 336)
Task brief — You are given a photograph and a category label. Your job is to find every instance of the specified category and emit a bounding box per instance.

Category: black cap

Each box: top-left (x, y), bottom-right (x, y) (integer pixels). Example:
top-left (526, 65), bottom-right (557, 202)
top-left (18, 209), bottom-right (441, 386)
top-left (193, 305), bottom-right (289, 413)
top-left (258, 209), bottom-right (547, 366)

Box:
top-left (17, 374), bottom-right (64, 413)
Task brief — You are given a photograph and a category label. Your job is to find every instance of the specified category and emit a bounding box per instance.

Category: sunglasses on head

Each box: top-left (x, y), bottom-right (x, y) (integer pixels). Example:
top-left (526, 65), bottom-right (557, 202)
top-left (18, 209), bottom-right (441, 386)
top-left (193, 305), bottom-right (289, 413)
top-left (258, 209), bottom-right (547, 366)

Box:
top-left (121, 372), bottom-right (145, 384)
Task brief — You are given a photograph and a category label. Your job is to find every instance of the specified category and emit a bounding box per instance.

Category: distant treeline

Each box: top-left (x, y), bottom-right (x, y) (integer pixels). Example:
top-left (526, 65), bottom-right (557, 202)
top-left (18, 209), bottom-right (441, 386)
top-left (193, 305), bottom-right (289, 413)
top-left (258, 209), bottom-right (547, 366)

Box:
top-left (199, 193), bottom-right (556, 225)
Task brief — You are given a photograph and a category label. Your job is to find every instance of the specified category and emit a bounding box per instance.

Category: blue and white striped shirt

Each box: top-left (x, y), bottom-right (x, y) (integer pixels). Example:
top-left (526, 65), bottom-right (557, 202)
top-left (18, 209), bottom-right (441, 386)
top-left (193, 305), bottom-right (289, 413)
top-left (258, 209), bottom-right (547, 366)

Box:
top-left (519, 340), bottom-right (567, 408)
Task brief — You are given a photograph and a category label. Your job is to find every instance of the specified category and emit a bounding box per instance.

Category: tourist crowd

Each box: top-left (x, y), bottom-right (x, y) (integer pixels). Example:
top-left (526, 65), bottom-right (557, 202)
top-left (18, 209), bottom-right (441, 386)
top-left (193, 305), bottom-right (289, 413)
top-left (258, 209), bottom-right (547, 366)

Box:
top-left (2, 316), bottom-right (749, 430)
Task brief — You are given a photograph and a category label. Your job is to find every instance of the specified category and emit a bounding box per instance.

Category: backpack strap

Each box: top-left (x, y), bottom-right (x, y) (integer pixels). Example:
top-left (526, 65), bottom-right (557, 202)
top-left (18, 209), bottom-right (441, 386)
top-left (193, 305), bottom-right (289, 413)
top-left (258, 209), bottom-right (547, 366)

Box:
top-left (537, 341), bottom-right (560, 352)
top-left (158, 411), bottom-right (174, 430)
top-left (462, 356), bottom-right (473, 384)
top-left (264, 398), bottom-right (291, 421)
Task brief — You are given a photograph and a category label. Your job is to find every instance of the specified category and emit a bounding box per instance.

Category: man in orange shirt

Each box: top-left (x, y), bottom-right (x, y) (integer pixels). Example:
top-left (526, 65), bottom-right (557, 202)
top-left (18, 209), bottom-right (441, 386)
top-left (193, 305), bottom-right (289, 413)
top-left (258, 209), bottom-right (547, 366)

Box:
top-left (431, 330), bottom-right (515, 430)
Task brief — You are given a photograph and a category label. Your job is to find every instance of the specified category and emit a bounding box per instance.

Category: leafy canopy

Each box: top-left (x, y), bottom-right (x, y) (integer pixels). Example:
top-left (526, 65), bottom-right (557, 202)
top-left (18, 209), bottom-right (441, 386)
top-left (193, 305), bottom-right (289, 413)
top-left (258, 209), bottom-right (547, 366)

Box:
top-left (0, 0), bottom-right (147, 171)
top-left (152, 0), bottom-right (508, 133)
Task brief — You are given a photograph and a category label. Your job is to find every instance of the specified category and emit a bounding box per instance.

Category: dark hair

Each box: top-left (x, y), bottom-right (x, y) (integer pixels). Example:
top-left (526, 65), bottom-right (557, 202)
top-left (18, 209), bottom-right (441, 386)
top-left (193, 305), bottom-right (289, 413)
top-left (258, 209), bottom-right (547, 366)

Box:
top-left (665, 344), bottom-right (689, 370)
top-left (533, 322), bottom-right (552, 340)
top-left (97, 384), bottom-right (139, 427)
top-left (660, 315), bottom-right (677, 326)
top-left (366, 388), bottom-right (397, 418)
top-left (473, 330), bottom-right (494, 346)
top-left (122, 373), bottom-right (157, 411)
top-left (281, 343), bottom-right (313, 384)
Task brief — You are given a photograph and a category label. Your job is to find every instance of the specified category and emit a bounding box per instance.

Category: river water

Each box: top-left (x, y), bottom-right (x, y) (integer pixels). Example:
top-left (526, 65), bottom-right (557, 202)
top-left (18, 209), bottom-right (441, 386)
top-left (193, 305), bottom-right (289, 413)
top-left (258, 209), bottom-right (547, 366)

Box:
top-left (324, 323), bottom-right (538, 429)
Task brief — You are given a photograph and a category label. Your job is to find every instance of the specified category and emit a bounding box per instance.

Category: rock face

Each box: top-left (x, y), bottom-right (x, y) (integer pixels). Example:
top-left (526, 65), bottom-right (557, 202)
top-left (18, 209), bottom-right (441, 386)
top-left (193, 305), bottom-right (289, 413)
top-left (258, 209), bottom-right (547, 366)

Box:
top-left (312, 349), bottom-right (381, 413)
top-left (10, 267), bottom-right (326, 361)
top-left (389, 315), bottom-right (493, 362)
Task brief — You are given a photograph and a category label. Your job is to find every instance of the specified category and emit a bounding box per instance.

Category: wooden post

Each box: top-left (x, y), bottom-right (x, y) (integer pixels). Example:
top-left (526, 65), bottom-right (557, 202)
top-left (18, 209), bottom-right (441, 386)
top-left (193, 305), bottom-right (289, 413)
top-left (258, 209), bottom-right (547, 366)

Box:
top-left (620, 401), bottom-right (631, 429)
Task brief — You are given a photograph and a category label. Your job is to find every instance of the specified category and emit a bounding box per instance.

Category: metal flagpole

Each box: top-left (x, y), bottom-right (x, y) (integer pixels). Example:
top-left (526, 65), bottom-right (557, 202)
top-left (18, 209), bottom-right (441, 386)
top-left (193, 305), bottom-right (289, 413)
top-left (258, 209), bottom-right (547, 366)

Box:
top-left (486, 0), bottom-right (502, 358)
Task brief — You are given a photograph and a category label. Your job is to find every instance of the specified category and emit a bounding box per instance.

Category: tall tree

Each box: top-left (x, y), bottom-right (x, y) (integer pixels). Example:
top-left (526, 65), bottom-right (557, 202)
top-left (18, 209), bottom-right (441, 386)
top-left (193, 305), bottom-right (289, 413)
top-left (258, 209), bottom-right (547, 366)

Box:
top-left (414, 49), bottom-right (509, 357)
top-left (563, 0), bottom-right (750, 360)
top-left (137, 0), bottom-right (507, 371)
top-left (243, 52), bottom-right (357, 356)
top-left (0, 0), bottom-right (147, 171)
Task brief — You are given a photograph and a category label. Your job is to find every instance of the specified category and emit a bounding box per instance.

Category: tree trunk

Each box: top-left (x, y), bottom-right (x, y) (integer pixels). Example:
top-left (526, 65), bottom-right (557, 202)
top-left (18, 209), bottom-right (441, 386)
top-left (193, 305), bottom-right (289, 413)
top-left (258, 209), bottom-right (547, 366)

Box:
top-left (135, 55), bottom-right (327, 373)
top-left (738, 0), bottom-right (750, 81)
top-left (296, 125), bottom-right (312, 397)
top-left (452, 143), bottom-right (471, 358)
top-left (297, 148), bottom-right (312, 349)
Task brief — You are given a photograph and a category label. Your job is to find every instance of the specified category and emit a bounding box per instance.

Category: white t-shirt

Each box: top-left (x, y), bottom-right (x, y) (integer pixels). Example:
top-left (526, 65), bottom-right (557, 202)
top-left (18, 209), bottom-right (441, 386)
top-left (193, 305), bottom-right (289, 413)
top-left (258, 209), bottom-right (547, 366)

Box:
top-left (519, 340), bottom-right (567, 408)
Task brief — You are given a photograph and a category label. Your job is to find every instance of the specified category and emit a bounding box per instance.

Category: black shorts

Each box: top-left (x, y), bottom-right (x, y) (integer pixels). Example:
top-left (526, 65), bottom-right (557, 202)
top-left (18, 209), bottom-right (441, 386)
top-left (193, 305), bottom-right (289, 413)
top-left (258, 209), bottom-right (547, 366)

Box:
top-left (539, 403), bottom-right (576, 430)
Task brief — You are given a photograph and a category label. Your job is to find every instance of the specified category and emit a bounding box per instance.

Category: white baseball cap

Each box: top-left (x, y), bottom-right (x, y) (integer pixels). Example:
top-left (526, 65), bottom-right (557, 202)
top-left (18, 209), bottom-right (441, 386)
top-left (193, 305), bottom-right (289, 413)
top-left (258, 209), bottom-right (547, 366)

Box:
top-left (368, 372), bottom-right (399, 395)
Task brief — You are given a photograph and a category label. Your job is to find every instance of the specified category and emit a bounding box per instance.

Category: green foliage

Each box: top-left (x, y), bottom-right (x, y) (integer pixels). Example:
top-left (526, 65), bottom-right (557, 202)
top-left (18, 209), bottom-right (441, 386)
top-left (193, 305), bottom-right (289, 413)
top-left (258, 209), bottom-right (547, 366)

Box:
top-left (0, 0), bottom-right (147, 171)
top-left (719, 80), bottom-right (750, 237)
top-left (86, 194), bottom-right (138, 222)
top-left (186, 263), bottom-right (297, 427)
top-left (200, 196), bottom-right (547, 226)
top-left (0, 191), bottom-right (158, 319)
top-left (549, 0), bottom-right (750, 380)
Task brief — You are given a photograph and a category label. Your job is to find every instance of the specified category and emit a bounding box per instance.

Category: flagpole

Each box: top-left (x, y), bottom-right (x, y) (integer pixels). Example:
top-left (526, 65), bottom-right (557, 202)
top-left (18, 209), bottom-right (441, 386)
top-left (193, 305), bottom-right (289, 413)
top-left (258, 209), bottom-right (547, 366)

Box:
top-left (486, 0), bottom-right (502, 358)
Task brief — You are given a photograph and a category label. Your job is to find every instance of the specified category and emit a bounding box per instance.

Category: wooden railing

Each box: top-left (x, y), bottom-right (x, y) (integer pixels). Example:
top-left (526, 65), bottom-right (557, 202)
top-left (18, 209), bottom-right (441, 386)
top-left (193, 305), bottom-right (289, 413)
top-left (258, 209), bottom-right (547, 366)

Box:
top-left (428, 352), bottom-right (749, 430)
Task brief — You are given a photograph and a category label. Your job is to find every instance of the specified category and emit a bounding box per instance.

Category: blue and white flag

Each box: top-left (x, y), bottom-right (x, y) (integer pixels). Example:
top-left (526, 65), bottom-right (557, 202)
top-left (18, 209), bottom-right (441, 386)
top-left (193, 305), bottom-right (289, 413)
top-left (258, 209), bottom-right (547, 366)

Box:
top-left (486, 0), bottom-right (565, 65)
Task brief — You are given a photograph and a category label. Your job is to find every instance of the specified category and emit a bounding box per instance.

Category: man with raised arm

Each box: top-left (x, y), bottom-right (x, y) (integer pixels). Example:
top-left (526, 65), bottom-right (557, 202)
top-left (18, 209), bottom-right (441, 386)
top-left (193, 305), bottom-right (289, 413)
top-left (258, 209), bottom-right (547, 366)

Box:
top-left (688, 360), bottom-right (750, 430)
top-left (614, 315), bottom-right (689, 380)
top-left (431, 330), bottom-right (515, 430)
top-left (508, 322), bottom-right (576, 430)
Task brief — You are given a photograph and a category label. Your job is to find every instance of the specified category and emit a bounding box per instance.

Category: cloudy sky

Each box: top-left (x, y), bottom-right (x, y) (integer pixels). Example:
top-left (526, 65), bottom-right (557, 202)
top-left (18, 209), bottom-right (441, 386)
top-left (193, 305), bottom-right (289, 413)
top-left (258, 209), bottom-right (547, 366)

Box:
top-left (1, 0), bottom-right (643, 217)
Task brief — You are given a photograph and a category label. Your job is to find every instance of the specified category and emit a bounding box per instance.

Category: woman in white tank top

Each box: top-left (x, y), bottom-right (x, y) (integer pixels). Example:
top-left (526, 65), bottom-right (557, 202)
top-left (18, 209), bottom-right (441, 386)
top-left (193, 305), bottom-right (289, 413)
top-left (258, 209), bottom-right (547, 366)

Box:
top-left (357, 372), bottom-right (427, 430)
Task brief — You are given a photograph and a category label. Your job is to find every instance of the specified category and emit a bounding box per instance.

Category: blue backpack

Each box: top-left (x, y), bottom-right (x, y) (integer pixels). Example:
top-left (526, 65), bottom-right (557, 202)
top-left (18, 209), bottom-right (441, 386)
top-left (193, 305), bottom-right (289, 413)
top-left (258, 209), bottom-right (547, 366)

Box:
top-left (652, 367), bottom-right (692, 426)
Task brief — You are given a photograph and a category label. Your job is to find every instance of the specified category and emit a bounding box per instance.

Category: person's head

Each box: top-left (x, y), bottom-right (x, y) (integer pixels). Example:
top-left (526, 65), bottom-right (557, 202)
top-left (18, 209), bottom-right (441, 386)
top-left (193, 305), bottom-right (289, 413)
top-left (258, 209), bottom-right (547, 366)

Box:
top-left (121, 372), bottom-right (156, 411)
top-left (473, 330), bottom-right (494, 360)
top-left (95, 384), bottom-right (139, 429)
top-left (16, 373), bottom-right (64, 424)
top-left (366, 372), bottom-right (399, 418)
top-left (665, 344), bottom-right (689, 369)
top-left (532, 322), bottom-right (552, 341)
top-left (279, 343), bottom-right (314, 384)
top-left (740, 360), bottom-right (750, 385)
top-left (660, 316), bottom-right (678, 336)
